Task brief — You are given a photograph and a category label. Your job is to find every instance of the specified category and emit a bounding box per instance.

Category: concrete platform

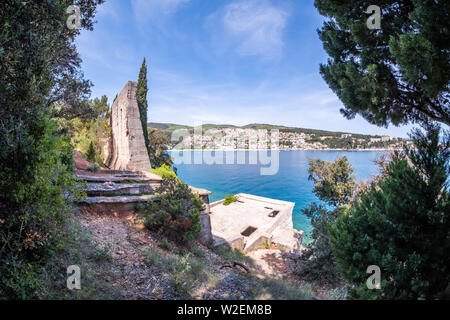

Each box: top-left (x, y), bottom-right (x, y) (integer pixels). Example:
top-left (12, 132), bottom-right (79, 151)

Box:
top-left (209, 194), bottom-right (301, 253)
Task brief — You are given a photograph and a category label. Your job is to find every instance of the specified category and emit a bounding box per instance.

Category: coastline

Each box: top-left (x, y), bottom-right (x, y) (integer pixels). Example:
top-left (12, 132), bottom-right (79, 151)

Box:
top-left (169, 148), bottom-right (396, 152)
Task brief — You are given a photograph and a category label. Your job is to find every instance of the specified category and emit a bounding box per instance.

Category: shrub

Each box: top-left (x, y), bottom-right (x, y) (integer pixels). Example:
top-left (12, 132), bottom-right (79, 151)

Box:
top-left (190, 247), bottom-right (205, 258)
top-left (138, 177), bottom-right (203, 245)
top-left (144, 248), bottom-right (206, 298)
top-left (0, 118), bottom-right (82, 299)
top-left (168, 253), bottom-right (206, 298)
top-left (295, 157), bottom-right (356, 283)
top-left (87, 164), bottom-right (100, 173)
top-left (158, 238), bottom-right (173, 251)
top-left (252, 278), bottom-right (314, 300)
top-left (330, 124), bottom-right (449, 299)
top-left (86, 141), bottom-right (96, 164)
top-left (0, 0), bottom-right (103, 299)
top-left (223, 195), bottom-right (239, 206)
top-left (150, 164), bottom-right (179, 182)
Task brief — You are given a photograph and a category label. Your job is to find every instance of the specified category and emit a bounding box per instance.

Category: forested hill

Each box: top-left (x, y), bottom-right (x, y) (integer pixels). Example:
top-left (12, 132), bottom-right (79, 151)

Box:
top-left (147, 122), bottom-right (405, 150)
top-left (149, 122), bottom-right (379, 137)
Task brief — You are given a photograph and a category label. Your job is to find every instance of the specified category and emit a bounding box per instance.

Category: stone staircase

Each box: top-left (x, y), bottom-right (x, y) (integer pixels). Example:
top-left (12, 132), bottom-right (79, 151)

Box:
top-left (76, 169), bottom-right (163, 215)
top-left (75, 169), bottom-right (214, 244)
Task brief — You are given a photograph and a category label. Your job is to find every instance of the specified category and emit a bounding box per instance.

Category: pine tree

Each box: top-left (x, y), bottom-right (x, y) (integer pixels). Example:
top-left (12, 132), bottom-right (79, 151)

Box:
top-left (315, 0), bottom-right (450, 126)
top-left (330, 124), bottom-right (450, 299)
top-left (86, 141), bottom-right (96, 163)
top-left (137, 58), bottom-right (152, 164)
top-left (295, 157), bottom-right (356, 283)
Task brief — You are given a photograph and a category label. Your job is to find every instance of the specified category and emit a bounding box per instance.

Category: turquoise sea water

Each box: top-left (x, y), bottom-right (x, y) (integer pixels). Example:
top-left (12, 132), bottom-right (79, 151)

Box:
top-left (170, 150), bottom-right (383, 243)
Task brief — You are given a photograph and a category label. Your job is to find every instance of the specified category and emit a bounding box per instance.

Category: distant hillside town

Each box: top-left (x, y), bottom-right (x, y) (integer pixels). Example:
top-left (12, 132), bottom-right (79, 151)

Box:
top-left (148, 122), bottom-right (407, 150)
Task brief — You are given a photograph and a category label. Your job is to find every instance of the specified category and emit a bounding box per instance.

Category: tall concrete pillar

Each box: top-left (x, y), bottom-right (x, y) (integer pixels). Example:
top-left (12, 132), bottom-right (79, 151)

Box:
top-left (106, 81), bottom-right (151, 171)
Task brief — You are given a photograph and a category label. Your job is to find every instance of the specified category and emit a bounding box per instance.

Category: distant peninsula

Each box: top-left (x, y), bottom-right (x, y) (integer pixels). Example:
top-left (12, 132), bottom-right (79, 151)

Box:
top-left (148, 122), bottom-right (407, 151)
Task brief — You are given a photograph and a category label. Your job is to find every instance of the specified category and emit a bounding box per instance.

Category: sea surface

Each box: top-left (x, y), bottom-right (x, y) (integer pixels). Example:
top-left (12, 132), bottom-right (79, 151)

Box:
top-left (170, 150), bottom-right (383, 243)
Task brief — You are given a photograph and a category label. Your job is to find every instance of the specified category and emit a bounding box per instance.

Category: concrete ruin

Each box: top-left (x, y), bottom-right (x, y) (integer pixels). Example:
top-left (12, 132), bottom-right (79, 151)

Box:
top-left (104, 81), bottom-right (151, 171)
top-left (209, 194), bottom-right (303, 253)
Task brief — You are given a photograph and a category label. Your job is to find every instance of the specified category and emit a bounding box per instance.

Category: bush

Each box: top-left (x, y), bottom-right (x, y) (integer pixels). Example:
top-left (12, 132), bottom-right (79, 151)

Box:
top-left (150, 164), bottom-right (179, 182)
top-left (86, 141), bottom-right (96, 164)
top-left (138, 177), bottom-right (203, 245)
top-left (144, 248), bottom-right (206, 298)
top-left (86, 164), bottom-right (100, 173)
top-left (158, 238), bottom-right (173, 251)
top-left (295, 157), bottom-right (355, 283)
top-left (0, 118), bottom-right (82, 299)
top-left (330, 124), bottom-right (449, 299)
top-left (168, 253), bottom-right (206, 298)
top-left (223, 195), bottom-right (238, 206)
top-left (252, 278), bottom-right (314, 300)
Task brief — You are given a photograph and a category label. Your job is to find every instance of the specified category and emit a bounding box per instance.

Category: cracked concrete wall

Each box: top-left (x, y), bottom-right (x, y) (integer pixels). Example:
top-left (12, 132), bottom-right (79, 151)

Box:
top-left (105, 81), bottom-right (151, 171)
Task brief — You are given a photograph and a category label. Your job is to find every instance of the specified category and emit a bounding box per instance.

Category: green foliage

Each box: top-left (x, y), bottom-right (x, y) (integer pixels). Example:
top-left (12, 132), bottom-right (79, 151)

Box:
top-left (0, 118), bottom-right (85, 299)
top-left (252, 278), bottom-right (314, 300)
top-left (315, 0), bottom-right (449, 126)
top-left (144, 248), bottom-right (207, 298)
top-left (190, 247), bottom-right (206, 258)
top-left (150, 164), bottom-right (179, 182)
top-left (137, 58), bottom-right (151, 163)
top-left (168, 253), bottom-right (206, 298)
top-left (40, 218), bottom-right (119, 300)
top-left (213, 246), bottom-right (250, 265)
top-left (295, 157), bottom-right (356, 283)
top-left (86, 164), bottom-right (100, 173)
top-left (0, 0), bottom-right (103, 299)
top-left (61, 96), bottom-right (111, 167)
top-left (138, 178), bottom-right (203, 245)
top-left (307, 157), bottom-right (356, 206)
top-left (86, 141), bottom-right (96, 163)
top-left (148, 128), bottom-right (173, 168)
top-left (330, 124), bottom-right (449, 299)
top-left (158, 238), bottom-right (173, 251)
top-left (223, 195), bottom-right (239, 206)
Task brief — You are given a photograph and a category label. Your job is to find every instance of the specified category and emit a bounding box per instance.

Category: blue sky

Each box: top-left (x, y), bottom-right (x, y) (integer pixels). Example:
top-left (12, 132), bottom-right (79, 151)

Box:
top-left (76, 0), bottom-right (415, 137)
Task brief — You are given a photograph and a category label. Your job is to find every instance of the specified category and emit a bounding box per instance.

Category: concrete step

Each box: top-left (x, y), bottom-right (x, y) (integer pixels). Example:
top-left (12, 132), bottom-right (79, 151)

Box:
top-left (76, 175), bottom-right (160, 184)
top-left (99, 170), bottom-right (140, 175)
top-left (79, 194), bottom-right (158, 205)
top-left (85, 183), bottom-right (159, 196)
top-left (78, 194), bottom-right (159, 215)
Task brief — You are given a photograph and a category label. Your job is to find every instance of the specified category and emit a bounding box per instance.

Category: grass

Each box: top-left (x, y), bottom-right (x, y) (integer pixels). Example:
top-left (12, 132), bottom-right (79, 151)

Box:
top-left (214, 246), bottom-right (251, 265)
top-left (251, 278), bottom-right (314, 300)
top-left (158, 238), bottom-right (173, 251)
top-left (223, 194), bottom-right (238, 206)
top-left (190, 247), bottom-right (206, 258)
top-left (39, 214), bottom-right (120, 299)
top-left (93, 241), bottom-right (114, 263)
top-left (144, 247), bottom-right (207, 298)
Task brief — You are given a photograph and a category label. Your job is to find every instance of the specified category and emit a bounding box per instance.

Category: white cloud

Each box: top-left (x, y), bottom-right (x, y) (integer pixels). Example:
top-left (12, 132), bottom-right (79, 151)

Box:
top-left (145, 69), bottom-right (414, 137)
top-left (96, 0), bottom-right (121, 21)
top-left (131, 0), bottom-right (191, 24)
top-left (207, 0), bottom-right (289, 59)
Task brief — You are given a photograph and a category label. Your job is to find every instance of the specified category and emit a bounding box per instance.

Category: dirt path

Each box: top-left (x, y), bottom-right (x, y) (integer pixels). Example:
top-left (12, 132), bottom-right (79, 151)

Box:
top-left (76, 211), bottom-right (315, 300)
